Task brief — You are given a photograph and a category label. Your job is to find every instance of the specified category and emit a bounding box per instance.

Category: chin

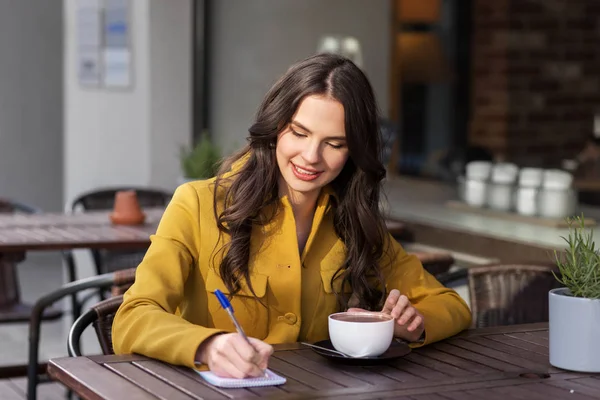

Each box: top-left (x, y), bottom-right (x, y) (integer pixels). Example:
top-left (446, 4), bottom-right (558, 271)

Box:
top-left (288, 181), bottom-right (321, 194)
top-left (283, 175), bottom-right (324, 195)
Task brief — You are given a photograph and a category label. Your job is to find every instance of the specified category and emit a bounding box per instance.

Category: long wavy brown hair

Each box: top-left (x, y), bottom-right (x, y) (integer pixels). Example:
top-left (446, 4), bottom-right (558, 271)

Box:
top-left (212, 53), bottom-right (389, 310)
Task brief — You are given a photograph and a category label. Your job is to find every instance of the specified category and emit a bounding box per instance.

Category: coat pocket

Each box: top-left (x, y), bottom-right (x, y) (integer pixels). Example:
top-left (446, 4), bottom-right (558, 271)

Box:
top-left (320, 268), bottom-right (353, 294)
top-left (320, 268), bottom-right (364, 311)
top-left (205, 269), bottom-right (269, 339)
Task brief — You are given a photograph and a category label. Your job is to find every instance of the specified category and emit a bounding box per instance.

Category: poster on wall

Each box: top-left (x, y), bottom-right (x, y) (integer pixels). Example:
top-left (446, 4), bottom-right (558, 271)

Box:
top-left (76, 0), bottom-right (132, 89)
top-left (102, 0), bottom-right (131, 87)
top-left (76, 0), bottom-right (102, 86)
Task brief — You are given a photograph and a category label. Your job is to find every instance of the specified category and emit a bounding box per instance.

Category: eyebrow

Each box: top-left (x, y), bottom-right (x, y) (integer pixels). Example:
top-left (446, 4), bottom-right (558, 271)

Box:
top-left (291, 120), bottom-right (346, 141)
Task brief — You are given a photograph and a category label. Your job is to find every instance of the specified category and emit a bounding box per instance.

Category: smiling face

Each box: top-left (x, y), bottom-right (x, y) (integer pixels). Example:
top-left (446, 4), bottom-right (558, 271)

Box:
top-left (276, 95), bottom-right (349, 202)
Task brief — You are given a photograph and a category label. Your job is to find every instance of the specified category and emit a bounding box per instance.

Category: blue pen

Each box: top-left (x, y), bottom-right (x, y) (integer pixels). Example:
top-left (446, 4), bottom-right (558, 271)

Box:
top-left (214, 289), bottom-right (268, 377)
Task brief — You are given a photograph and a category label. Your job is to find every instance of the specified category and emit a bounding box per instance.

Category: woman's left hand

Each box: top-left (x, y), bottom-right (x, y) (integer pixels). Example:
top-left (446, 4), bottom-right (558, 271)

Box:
top-left (348, 289), bottom-right (425, 343)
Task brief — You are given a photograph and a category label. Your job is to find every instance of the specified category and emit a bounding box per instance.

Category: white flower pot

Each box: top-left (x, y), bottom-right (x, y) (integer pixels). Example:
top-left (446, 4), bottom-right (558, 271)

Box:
top-left (549, 288), bottom-right (600, 372)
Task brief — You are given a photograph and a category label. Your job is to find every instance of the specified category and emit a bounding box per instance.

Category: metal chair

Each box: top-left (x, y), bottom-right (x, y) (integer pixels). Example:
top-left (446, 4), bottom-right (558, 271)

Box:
top-left (63, 187), bottom-right (170, 318)
top-left (0, 198), bottom-right (41, 214)
top-left (67, 186), bottom-right (171, 274)
top-left (437, 263), bottom-right (562, 328)
top-left (27, 268), bottom-right (136, 400)
top-left (0, 198), bottom-right (64, 323)
top-left (68, 295), bottom-right (123, 357)
top-left (0, 198), bottom-right (65, 385)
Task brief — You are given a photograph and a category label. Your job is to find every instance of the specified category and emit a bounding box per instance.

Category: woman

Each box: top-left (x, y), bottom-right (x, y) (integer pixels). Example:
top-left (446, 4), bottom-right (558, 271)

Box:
top-left (112, 53), bottom-right (471, 379)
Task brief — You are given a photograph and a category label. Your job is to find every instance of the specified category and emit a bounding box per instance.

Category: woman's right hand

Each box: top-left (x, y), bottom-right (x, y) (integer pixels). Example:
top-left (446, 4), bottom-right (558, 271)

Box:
top-left (196, 333), bottom-right (274, 378)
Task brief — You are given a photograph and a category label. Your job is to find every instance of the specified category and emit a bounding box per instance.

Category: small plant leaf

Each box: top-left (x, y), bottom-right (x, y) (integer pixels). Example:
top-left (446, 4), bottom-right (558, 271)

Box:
top-left (180, 135), bottom-right (222, 179)
top-left (554, 214), bottom-right (600, 299)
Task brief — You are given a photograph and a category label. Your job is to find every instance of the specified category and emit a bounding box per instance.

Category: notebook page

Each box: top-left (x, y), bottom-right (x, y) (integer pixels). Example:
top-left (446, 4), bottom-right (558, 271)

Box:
top-left (196, 369), bottom-right (287, 388)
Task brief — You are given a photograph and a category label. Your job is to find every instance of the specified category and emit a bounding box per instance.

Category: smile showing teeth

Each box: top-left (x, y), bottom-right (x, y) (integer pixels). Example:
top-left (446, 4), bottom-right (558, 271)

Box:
top-left (294, 165), bottom-right (318, 175)
top-left (291, 162), bottom-right (322, 181)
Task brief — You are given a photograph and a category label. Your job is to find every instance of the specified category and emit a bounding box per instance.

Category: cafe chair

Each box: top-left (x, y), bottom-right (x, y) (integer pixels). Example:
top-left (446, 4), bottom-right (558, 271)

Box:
top-left (0, 198), bottom-right (41, 214)
top-left (68, 295), bottom-right (123, 357)
top-left (63, 186), bottom-right (170, 318)
top-left (27, 268), bottom-right (136, 400)
top-left (0, 198), bottom-right (64, 324)
top-left (66, 187), bottom-right (171, 274)
top-left (437, 263), bottom-right (562, 328)
top-left (0, 198), bottom-right (66, 385)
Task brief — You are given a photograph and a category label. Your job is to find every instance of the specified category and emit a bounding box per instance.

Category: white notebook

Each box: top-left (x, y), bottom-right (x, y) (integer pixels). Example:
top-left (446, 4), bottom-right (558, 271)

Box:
top-left (196, 369), bottom-right (287, 388)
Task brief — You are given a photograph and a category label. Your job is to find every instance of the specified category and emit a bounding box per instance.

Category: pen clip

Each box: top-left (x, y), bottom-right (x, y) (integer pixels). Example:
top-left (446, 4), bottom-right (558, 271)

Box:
top-left (214, 289), bottom-right (233, 312)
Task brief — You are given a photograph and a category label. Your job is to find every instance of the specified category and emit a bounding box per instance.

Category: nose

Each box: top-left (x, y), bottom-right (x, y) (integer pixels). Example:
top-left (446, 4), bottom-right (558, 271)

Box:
top-left (301, 139), bottom-right (322, 165)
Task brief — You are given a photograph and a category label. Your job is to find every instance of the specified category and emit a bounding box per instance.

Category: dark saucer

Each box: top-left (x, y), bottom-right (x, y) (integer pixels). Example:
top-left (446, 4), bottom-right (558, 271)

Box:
top-left (309, 339), bottom-right (411, 365)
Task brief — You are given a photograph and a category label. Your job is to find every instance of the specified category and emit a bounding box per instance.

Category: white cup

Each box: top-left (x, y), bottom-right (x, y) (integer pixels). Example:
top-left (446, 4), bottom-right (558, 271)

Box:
top-left (328, 311), bottom-right (394, 357)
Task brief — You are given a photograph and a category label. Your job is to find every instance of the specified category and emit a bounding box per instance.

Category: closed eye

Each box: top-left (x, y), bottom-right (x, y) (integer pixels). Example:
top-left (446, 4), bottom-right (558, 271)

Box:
top-left (291, 129), bottom-right (307, 138)
top-left (290, 127), bottom-right (345, 149)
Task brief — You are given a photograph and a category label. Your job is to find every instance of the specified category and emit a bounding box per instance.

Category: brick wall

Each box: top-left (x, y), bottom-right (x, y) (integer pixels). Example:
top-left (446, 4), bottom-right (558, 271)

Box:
top-left (469, 0), bottom-right (600, 167)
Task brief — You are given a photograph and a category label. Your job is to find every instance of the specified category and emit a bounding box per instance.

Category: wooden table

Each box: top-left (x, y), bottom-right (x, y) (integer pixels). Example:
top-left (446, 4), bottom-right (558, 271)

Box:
top-left (48, 323), bottom-right (600, 399)
top-left (0, 208), bottom-right (163, 322)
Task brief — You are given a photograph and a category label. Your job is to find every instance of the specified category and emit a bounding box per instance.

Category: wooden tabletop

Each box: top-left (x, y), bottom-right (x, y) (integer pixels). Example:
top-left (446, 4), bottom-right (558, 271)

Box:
top-left (0, 208), bottom-right (164, 252)
top-left (47, 323), bottom-right (600, 399)
top-left (0, 209), bottom-right (405, 253)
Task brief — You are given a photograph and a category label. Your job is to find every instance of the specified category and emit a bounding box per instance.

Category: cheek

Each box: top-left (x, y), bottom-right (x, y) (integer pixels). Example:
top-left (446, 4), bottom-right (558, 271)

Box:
top-left (327, 152), bottom-right (350, 173)
top-left (276, 135), bottom-right (297, 160)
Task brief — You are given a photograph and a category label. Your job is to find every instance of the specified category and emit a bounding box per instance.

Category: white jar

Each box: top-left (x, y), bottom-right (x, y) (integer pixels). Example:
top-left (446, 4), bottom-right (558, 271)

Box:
top-left (515, 186), bottom-right (538, 216)
top-left (487, 182), bottom-right (514, 211)
top-left (462, 178), bottom-right (488, 207)
top-left (538, 188), bottom-right (576, 219)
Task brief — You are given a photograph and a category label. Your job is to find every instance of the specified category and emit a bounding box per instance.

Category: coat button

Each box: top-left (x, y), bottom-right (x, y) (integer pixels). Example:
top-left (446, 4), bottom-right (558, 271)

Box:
top-left (277, 312), bottom-right (298, 325)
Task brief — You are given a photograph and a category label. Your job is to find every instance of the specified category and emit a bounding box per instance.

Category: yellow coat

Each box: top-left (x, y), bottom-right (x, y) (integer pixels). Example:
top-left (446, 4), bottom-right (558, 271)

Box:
top-left (112, 179), bottom-right (472, 369)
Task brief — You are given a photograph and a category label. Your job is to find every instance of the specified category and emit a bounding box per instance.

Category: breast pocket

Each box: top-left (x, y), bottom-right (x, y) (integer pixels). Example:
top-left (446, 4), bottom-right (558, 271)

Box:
top-left (320, 268), bottom-right (354, 311)
top-left (205, 269), bottom-right (269, 340)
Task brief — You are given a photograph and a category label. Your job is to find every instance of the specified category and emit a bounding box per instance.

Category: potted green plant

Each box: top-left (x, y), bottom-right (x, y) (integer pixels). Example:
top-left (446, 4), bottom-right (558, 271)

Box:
top-left (549, 215), bottom-right (600, 372)
top-left (179, 136), bottom-right (221, 184)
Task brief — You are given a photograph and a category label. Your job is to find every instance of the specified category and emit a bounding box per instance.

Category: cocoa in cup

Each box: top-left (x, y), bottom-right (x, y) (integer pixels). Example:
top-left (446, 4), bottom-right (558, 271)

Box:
top-left (328, 311), bottom-right (394, 358)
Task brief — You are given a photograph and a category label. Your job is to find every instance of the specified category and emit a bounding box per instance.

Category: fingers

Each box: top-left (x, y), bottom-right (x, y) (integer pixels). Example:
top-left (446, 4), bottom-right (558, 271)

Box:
top-left (397, 303), bottom-right (415, 325)
top-left (230, 334), bottom-right (260, 364)
top-left (229, 335), bottom-right (266, 377)
top-left (382, 290), bottom-right (425, 340)
top-left (248, 337), bottom-right (274, 370)
top-left (407, 313), bottom-right (423, 332)
top-left (207, 333), bottom-right (266, 378)
top-left (394, 297), bottom-right (424, 331)
top-left (381, 289), bottom-right (401, 315)
top-left (395, 305), bottom-right (424, 334)
top-left (389, 294), bottom-right (410, 319)
top-left (209, 353), bottom-right (249, 379)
